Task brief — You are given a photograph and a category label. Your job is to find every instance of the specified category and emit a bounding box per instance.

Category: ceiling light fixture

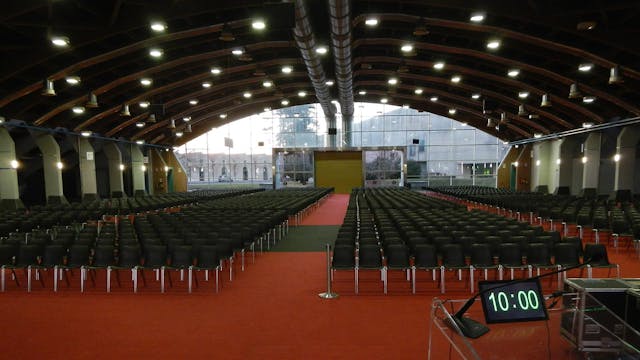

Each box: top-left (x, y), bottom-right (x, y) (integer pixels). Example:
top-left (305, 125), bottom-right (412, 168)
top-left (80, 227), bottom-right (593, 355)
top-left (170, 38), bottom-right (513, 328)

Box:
top-left (582, 122), bottom-right (594, 128)
top-left (388, 78), bottom-right (398, 85)
top-left (243, 92), bottom-right (252, 98)
top-left (518, 91), bottom-right (529, 99)
top-left (219, 114), bottom-right (227, 119)
top-left (65, 76), bottom-right (81, 85)
top-left (380, 98), bottom-right (388, 104)
top-left (365, 17), bottom-right (379, 26)
top-left (147, 114), bottom-right (156, 123)
top-left (139, 101), bottom-right (150, 108)
top-left (183, 117), bottom-right (191, 122)
top-left (72, 106), bottom-right (85, 114)
top-left (202, 82), bottom-right (212, 88)
top-left (149, 48), bottom-right (163, 58)
top-left (471, 93), bottom-right (481, 100)
top-left (470, 12), bottom-right (485, 23)
top-left (281, 99), bottom-right (289, 106)
top-left (263, 80), bottom-right (273, 87)
top-left (169, 119), bottom-right (176, 128)
top-left (150, 21), bottom-right (167, 32)
top-left (281, 65), bottom-right (293, 74)
top-left (433, 62), bottom-right (445, 70)
top-left (358, 90), bottom-right (367, 95)
top-left (211, 67), bottom-right (222, 75)
top-left (136, 140), bottom-right (145, 145)
top-left (252, 19), bottom-right (266, 30)
top-left (325, 80), bottom-right (334, 86)
top-left (51, 36), bottom-right (70, 47)
top-left (135, 122), bottom-right (145, 128)
top-left (10, 160), bottom-right (19, 169)
top-left (400, 44), bottom-right (414, 53)
top-left (582, 96), bottom-right (596, 103)
top-left (120, 104), bottom-right (131, 117)
top-left (315, 46), bottom-right (328, 55)
top-left (614, 154), bottom-right (621, 162)
top-left (42, 79), bottom-right (56, 96)
top-left (430, 96), bottom-right (438, 102)
top-left (534, 133), bottom-right (542, 138)
top-left (189, 99), bottom-right (198, 105)
top-left (414, 88), bottom-right (423, 95)
top-left (86, 92), bottom-right (98, 108)
top-left (231, 48), bottom-right (244, 56)
top-left (518, 104), bottom-right (527, 116)
top-left (540, 93), bottom-right (551, 107)
top-left (185, 124), bottom-right (192, 133)
top-left (297, 91), bottom-right (307, 97)
top-left (486, 39), bottom-right (501, 50)
top-left (609, 65), bottom-right (623, 84)
top-left (448, 108), bottom-right (457, 115)
top-left (218, 24), bottom-right (235, 41)
top-left (140, 78), bottom-right (152, 86)
top-left (175, 132), bottom-right (183, 138)
top-left (578, 63), bottom-right (593, 72)
top-left (507, 69), bottom-right (520, 77)
top-left (569, 83), bottom-right (581, 98)
top-left (80, 131), bottom-right (92, 137)
top-left (451, 75), bottom-right (461, 83)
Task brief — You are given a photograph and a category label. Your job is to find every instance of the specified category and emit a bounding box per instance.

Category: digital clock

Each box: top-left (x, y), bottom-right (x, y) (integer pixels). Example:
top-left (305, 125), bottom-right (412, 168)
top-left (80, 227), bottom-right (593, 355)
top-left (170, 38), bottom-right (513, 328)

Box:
top-left (478, 279), bottom-right (548, 324)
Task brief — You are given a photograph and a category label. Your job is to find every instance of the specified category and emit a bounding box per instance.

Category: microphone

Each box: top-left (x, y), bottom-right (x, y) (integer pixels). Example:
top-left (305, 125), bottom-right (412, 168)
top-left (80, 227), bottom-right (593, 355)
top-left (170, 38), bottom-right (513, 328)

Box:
top-left (446, 252), bottom-right (602, 339)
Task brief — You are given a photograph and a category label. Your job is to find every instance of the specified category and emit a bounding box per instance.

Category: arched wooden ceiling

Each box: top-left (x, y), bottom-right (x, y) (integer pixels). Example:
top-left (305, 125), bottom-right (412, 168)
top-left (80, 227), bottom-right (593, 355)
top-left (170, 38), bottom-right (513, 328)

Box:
top-left (0, 0), bottom-right (638, 146)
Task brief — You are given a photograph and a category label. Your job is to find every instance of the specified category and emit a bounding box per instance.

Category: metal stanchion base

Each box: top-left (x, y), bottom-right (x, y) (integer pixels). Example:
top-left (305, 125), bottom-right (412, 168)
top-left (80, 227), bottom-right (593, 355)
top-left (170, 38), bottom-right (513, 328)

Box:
top-left (318, 292), bottom-right (339, 299)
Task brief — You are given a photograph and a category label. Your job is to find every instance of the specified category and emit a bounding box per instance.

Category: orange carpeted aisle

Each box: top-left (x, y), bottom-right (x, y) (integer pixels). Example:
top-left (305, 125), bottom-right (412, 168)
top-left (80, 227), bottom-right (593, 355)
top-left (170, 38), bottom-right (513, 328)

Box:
top-left (298, 193), bottom-right (350, 225)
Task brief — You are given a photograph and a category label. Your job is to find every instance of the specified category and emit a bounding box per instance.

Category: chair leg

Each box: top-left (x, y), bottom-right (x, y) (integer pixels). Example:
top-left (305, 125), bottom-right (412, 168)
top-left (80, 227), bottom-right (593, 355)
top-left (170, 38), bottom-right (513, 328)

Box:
top-left (188, 266), bottom-right (193, 294)
top-left (132, 267), bottom-right (138, 293)
top-left (470, 266), bottom-right (475, 293)
top-left (53, 266), bottom-right (58, 292)
top-left (355, 267), bottom-right (359, 295)
top-left (411, 267), bottom-right (416, 295)
top-left (106, 267), bottom-right (111, 293)
top-left (383, 267), bottom-right (387, 294)
top-left (440, 266), bottom-right (445, 294)
top-left (1, 266), bottom-right (5, 292)
top-left (27, 266), bottom-right (32, 292)
top-left (215, 266), bottom-right (219, 293)
top-left (80, 266), bottom-right (86, 293)
top-left (160, 266), bottom-right (165, 293)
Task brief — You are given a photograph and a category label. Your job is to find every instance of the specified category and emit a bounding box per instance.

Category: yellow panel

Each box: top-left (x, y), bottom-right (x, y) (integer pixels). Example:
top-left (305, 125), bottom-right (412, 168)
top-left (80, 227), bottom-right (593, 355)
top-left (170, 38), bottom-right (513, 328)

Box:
top-left (315, 151), bottom-right (362, 193)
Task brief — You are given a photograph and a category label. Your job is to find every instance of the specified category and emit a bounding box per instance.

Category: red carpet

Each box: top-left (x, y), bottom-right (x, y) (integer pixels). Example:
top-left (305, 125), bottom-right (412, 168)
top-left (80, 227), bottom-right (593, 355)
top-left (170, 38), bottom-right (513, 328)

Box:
top-left (298, 193), bottom-right (350, 226)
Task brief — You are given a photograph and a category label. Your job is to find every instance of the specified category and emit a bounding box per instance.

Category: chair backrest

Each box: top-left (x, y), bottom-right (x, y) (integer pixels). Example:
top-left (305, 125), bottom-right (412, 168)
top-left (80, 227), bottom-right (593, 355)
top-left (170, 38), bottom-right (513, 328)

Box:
top-left (442, 244), bottom-right (465, 267)
top-left (470, 243), bottom-right (494, 267)
top-left (118, 245), bottom-right (141, 267)
top-left (66, 245), bottom-right (90, 267)
top-left (498, 243), bottom-right (524, 267)
top-left (553, 243), bottom-right (580, 267)
top-left (170, 245), bottom-right (193, 268)
top-left (92, 245), bottom-right (116, 267)
top-left (413, 244), bottom-right (438, 268)
top-left (143, 245), bottom-right (168, 268)
top-left (385, 244), bottom-right (409, 269)
top-left (0, 244), bottom-right (17, 266)
top-left (41, 244), bottom-right (66, 267)
top-left (583, 243), bottom-right (611, 266)
top-left (196, 245), bottom-right (219, 269)
top-left (332, 245), bottom-right (355, 269)
top-left (526, 243), bottom-right (552, 266)
top-left (358, 245), bottom-right (382, 269)
top-left (15, 244), bottom-right (42, 267)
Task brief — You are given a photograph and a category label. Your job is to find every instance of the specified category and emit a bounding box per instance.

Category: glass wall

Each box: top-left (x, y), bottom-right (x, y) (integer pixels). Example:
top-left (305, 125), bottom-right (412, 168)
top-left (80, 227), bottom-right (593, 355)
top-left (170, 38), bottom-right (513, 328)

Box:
top-left (175, 102), bottom-right (509, 188)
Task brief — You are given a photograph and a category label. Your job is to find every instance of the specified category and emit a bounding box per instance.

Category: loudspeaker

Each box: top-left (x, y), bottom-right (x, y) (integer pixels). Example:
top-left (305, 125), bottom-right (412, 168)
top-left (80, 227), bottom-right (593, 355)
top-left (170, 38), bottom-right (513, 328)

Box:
top-left (328, 128), bottom-right (337, 135)
top-left (412, 139), bottom-right (420, 144)
top-left (258, 141), bottom-right (264, 147)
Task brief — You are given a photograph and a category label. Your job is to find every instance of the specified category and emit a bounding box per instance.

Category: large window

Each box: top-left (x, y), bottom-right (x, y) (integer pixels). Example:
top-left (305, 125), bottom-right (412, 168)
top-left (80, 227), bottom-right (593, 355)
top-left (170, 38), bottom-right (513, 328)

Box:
top-left (175, 103), bottom-right (509, 187)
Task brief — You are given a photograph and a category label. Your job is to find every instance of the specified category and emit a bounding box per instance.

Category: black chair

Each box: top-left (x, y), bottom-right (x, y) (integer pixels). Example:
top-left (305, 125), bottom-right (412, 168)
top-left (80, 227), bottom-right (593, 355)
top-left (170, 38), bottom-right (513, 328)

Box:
top-left (553, 243), bottom-right (582, 289)
top-left (6, 244), bottom-right (43, 292)
top-left (192, 245), bottom-right (221, 293)
top-left (0, 244), bottom-right (17, 291)
top-left (111, 245), bottom-right (142, 293)
top-left (384, 244), bottom-right (411, 294)
top-left (85, 245), bottom-right (116, 292)
top-left (139, 245), bottom-right (168, 293)
top-left (36, 244), bottom-right (66, 292)
top-left (331, 245), bottom-right (356, 293)
top-left (356, 245), bottom-right (385, 294)
top-left (469, 243), bottom-right (499, 293)
top-left (497, 243), bottom-right (527, 280)
top-left (584, 243), bottom-right (619, 278)
top-left (525, 243), bottom-right (556, 278)
top-left (411, 244), bottom-right (440, 294)
top-left (166, 245), bottom-right (194, 292)
top-left (441, 244), bottom-right (468, 294)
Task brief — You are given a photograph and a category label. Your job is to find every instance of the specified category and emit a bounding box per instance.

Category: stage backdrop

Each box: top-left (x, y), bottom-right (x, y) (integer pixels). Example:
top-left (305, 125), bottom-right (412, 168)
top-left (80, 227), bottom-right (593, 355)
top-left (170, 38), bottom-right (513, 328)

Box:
top-left (314, 151), bottom-right (363, 194)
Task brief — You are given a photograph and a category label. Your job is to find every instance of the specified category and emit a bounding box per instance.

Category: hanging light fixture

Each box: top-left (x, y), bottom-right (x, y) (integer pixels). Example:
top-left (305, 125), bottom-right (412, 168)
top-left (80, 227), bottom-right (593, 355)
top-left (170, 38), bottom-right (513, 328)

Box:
top-left (518, 104), bottom-right (527, 116)
top-left (119, 104), bottom-right (131, 116)
top-left (147, 114), bottom-right (157, 123)
top-left (169, 119), bottom-right (176, 129)
top-left (413, 18), bottom-right (429, 36)
top-left (42, 79), bottom-right (56, 96)
top-left (86, 92), bottom-right (99, 108)
top-left (609, 65), bottom-right (623, 84)
top-left (569, 83), bottom-right (581, 99)
top-left (540, 93), bottom-right (551, 107)
top-left (185, 124), bottom-right (192, 133)
top-left (500, 112), bottom-right (508, 123)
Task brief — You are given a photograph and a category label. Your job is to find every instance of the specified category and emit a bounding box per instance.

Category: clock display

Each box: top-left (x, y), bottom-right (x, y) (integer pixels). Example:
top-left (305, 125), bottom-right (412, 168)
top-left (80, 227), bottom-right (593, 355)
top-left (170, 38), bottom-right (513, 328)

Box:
top-left (478, 279), bottom-right (549, 324)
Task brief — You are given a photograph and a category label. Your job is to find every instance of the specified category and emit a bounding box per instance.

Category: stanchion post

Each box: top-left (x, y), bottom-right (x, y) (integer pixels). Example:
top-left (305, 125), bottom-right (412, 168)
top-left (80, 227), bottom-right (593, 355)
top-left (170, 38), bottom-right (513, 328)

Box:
top-left (318, 243), bottom-right (339, 299)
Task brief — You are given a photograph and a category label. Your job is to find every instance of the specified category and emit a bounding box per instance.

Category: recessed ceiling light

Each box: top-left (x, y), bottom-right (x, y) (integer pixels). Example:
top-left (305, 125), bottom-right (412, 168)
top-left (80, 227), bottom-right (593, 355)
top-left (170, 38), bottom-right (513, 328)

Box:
top-left (252, 19), bottom-right (266, 30)
top-left (263, 107), bottom-right (271, 112)
top-left (451, 75), bottom-right (462, 83)
top-left (433, 62), bottom-right (445, 70)
top-left (582, 122), bottom-right (594, 128)
top-left (263, 80), bottom-right (273, 87)
top-left (614, 154), bottom-right (621, 162)
top-left (448, 108), bottom-right (457, 115)
top-left (578, 63), bottom-right (593, 72)
top-left (149, 48), bottom-right (163, 58)
top-left (211, 67), bottom-right (222, 75)
top-left (139, 101), bottom-right (150, 108)
top-left (219, 113), bottom-right (227, 119)
top-left (315, 46), bottom-right (328, 55)
top-left (400, 44), bottom-right (414, 53)
top-left (325, 80), bottom-right (334, 86)
top-left (232, 48), bottom-right (244, 56)
top-left (471, 93), bottom-right (481, 100)
top-left (80, 131), bottom-right (92, 137)
top-left (577, 21), bottom-right (597, 31)
top-left (281, 99), bottom-right (290, 106)
top-left (365, 17), bottom-right (379, 26)
top-left (72, 106), bottom-right (85, 114)
top-left (358, 90), bottom-right (367, 95)
top-left (140, 78), bottom-right (152, 86)
top-left (51, 36), bottom-right (70, 47)
top-left (65, 76), bottom-right (81, 85)
top-left (136, 140), bottom-right (145, 145)
top-left (507, 69), bottom-right (520, 77)
top-left (297, 91), bottom-right (307, 97)
top-left (243, 92), bottom-right (252, 98)
top-left (388, 78), bottom-right (398, 85)
top-left (430, 96), bottom-right (438, 102)
top-left (534, 133), bottom-right (542, 139)
top-left (150, 21), bottom-right (167, 32)
top-left (136, 122), bottom-right (145, 128)
top-left (518, 91), bottom-right (529, 99)
top-left (175, 132), bottom-right (183, 138)
top-left (583, 96), bottom-right (596, 103)
top-left (414, 88), bottom-right (423, 95)
top-left (470, 12), bottom-right (485, 23)
top-left (183, 117), bottom-right (191, 122)
top-left (189, 99), bottom-right (199, 105)
top-left (486, 39), bottom-right (501, 50)
top-left (380, 98), bottom-right (388, 104)
top-left (202, 82), bottom-right (212, 88)
top-left (281, 66), bottom-right (293, 74)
